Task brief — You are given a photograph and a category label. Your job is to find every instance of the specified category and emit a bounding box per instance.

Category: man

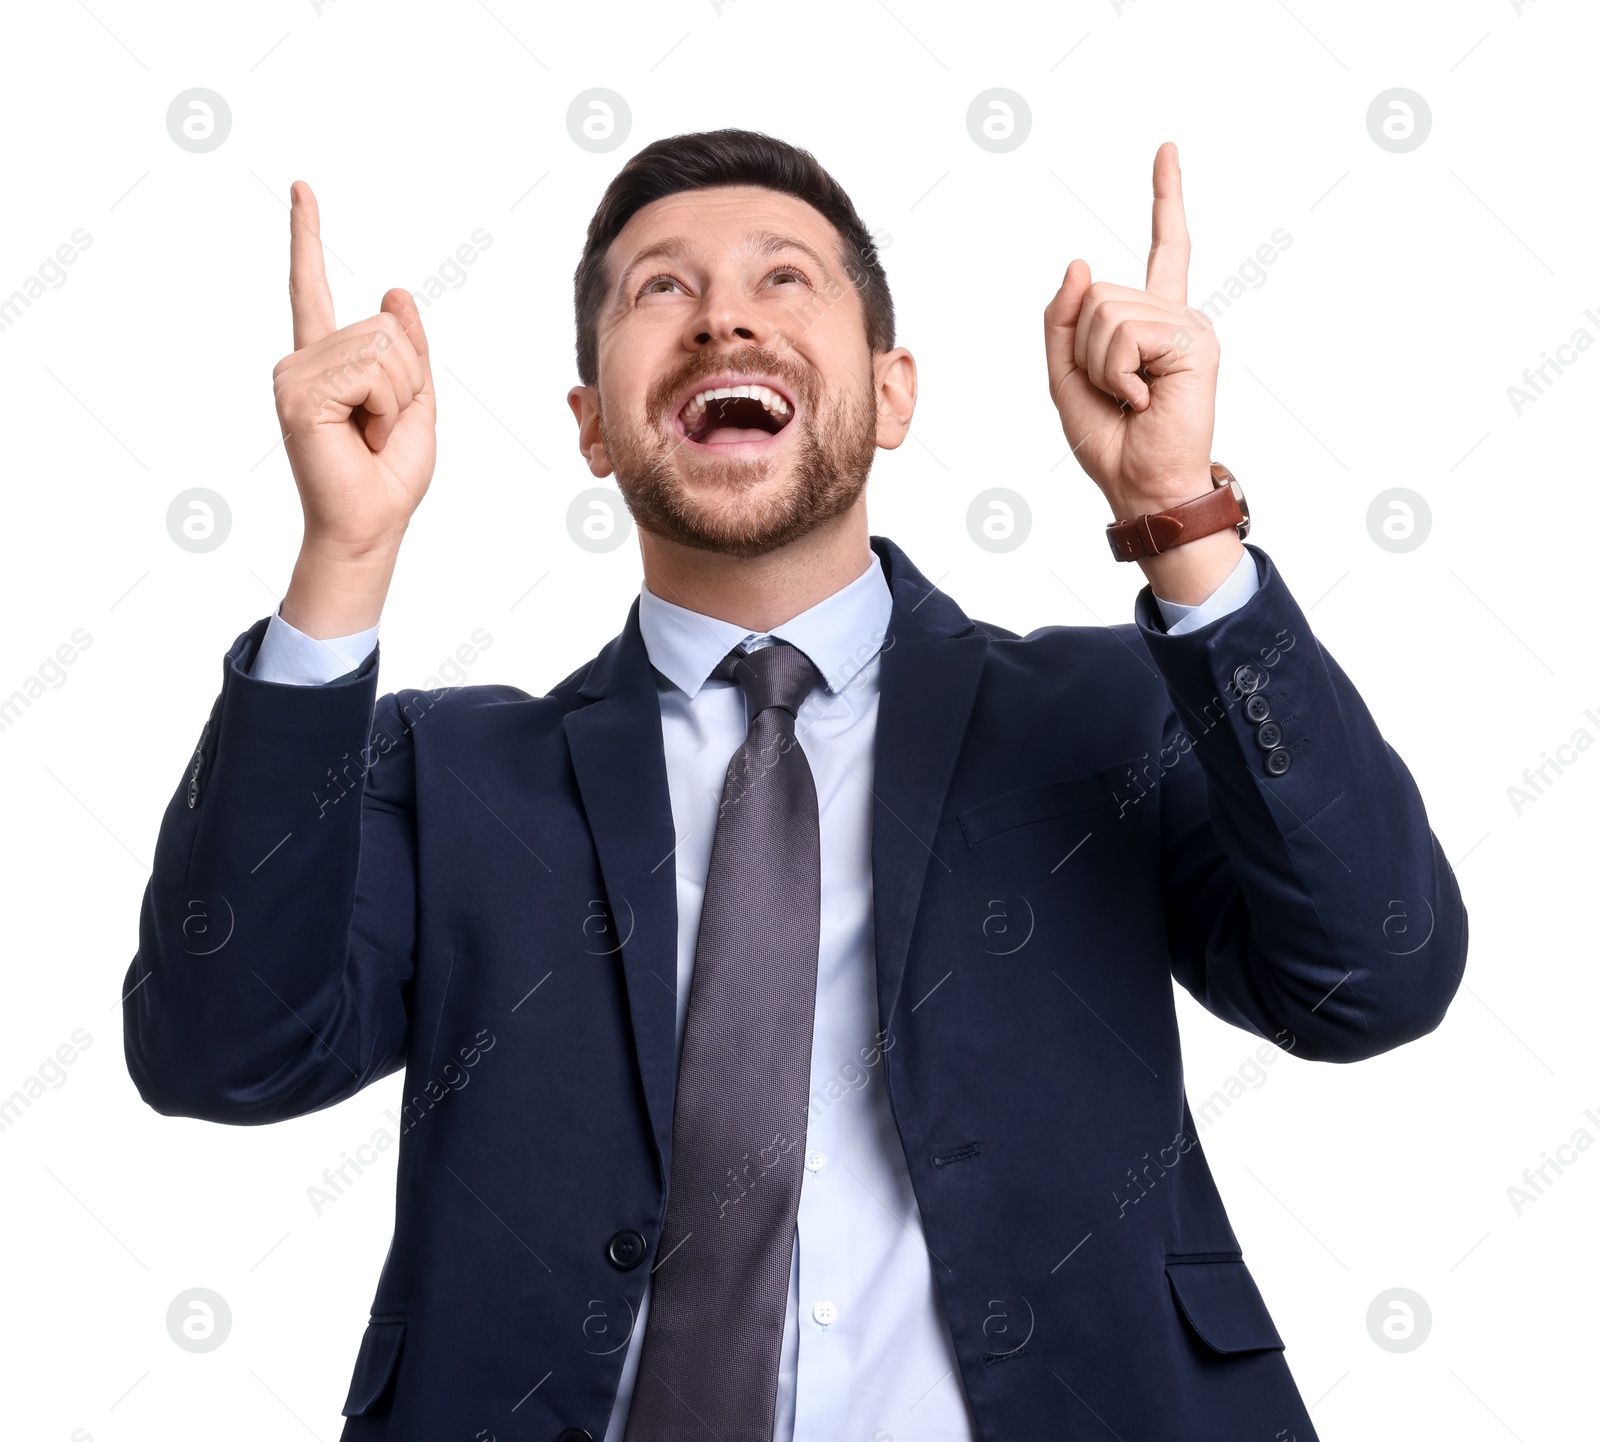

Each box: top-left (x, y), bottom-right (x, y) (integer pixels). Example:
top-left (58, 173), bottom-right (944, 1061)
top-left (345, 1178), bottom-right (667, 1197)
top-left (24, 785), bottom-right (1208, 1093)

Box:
top-left (124, 128), bottom-right (1466, 1441)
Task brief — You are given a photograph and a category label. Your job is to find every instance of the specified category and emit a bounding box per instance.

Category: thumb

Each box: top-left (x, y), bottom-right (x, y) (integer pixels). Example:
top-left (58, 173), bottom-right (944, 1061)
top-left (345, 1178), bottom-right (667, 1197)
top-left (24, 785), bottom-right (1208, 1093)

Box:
top-left (381, 287), bottom-right (431, 379)
top-left (1043, 258), bottom-right (1093, 409)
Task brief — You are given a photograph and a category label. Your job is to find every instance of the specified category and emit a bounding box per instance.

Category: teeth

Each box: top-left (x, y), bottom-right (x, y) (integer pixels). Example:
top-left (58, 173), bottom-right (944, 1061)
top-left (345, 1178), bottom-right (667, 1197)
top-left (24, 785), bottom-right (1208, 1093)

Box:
top-left (680, 382), bottom-right (792, 427)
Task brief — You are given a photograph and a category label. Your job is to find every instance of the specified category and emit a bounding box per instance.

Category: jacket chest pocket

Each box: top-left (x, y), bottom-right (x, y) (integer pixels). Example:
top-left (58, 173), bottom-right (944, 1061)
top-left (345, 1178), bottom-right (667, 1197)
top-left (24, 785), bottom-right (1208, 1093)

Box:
top-left (956, 758), bottom-right (1141, 847)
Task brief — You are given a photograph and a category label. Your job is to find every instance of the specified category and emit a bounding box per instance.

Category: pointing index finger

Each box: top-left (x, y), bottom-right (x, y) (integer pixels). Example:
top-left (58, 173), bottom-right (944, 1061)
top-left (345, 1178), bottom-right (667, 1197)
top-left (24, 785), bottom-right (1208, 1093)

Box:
top-left (288, 180), bottom-right (337, 349)
top-left (1145, 141), bottom-right (1190, 305)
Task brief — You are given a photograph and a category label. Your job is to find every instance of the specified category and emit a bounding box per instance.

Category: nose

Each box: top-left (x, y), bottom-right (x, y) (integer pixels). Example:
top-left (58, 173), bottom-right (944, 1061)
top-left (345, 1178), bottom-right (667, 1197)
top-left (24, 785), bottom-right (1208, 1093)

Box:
top-left (686, 273), bottom-right (760, 350)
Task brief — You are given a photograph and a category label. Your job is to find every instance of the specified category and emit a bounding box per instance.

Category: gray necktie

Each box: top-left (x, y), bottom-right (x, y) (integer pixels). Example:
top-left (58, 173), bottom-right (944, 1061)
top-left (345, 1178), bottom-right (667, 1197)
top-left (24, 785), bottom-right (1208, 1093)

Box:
top-left (623, 640), bottom-right (824, 1442)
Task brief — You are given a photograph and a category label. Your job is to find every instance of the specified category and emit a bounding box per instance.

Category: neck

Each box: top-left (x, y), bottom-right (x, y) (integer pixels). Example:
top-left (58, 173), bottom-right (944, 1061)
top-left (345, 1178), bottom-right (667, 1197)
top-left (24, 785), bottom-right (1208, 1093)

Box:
top-left (637, 500), bottom-right (874, 632)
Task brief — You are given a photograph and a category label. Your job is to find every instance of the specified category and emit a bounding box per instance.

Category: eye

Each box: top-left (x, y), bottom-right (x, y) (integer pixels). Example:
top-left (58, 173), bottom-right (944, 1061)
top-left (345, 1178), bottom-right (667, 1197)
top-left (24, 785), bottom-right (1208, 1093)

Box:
top-left (767, 265), bottom-right (809, 286)
top-left (637, 273), bottom-right (682, 296)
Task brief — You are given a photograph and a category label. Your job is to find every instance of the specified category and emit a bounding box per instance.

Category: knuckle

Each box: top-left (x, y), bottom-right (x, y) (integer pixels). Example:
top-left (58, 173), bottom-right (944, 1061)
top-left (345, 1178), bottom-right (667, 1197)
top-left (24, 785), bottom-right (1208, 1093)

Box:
top-left (274, 386), bottom-right (309, 426)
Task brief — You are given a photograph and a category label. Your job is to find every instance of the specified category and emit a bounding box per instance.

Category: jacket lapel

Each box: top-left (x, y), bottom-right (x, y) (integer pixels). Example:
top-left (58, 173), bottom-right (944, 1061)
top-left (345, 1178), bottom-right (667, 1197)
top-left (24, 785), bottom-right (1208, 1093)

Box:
top-left (562, 601), bottom-right (680, 1184)
top-left (561, 540), bottom-right (989, 1179)
top-left (868, 536), bottom-right (989, 1033)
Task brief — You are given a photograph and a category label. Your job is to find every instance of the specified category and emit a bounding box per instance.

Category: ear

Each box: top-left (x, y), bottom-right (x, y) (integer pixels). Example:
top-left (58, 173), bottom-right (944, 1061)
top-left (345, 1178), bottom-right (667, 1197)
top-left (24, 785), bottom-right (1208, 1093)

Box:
top-left (567, 384), bottom-right (614, 478)
top-left (871, 347), bottom-right (917, 451)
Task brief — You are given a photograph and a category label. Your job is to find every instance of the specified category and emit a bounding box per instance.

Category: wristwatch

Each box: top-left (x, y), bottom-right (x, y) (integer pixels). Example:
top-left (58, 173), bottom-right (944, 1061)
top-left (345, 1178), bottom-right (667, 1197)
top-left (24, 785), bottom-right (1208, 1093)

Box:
top-left (1105, 461), bottom-right (1250, 562)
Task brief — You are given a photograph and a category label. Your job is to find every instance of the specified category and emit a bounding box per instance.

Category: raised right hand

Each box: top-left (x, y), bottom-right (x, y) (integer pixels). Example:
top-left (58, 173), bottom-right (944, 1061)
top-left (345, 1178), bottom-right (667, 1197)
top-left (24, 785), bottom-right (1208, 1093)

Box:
top-left (271, 181), bottom-right (436, 634)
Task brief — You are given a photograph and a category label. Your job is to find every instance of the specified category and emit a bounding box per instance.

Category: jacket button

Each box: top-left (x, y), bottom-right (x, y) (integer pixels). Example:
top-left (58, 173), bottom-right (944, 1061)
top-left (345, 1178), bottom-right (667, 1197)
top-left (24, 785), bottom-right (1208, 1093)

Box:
top-left (1265, 748), bottom-right (1292, 776)
top-left (1244, 693), bottom-right (1270, 723)
top-left (186, 777), bottom-right (199, 809)
top-left (606, 1229), bottom-right (647, 1270)
top-left (1232, 663), bottom-right (1264, 696)
top-left (556, 1431), bottom-right (593, 1442)
top-left (1255, 720), bottom-right (1283, 750)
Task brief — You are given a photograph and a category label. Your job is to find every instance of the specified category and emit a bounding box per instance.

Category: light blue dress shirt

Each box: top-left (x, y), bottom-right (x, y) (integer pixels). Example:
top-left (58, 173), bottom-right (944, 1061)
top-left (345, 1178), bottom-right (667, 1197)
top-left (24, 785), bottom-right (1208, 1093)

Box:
top-left (250, 546), bottom-right (1260, 1438)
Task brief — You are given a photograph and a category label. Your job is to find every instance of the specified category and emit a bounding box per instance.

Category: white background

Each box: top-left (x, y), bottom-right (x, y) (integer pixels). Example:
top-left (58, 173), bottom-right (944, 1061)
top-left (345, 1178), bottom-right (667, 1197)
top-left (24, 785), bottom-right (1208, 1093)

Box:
top-left (1, 0), bottom-right (1594, 1437)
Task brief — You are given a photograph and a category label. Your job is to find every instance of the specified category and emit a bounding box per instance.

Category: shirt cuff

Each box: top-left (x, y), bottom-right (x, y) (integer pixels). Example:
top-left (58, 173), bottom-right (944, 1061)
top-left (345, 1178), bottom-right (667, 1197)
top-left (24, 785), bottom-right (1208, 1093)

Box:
top-left (251, 609), bottom-right (380, 685)
top-left (1150, 548), bottom-right (1262, 636)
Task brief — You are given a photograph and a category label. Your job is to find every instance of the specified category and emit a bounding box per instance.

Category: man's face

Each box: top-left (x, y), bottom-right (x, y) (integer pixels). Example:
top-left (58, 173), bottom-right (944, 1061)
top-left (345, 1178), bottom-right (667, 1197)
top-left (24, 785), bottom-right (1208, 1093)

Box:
top-left (569, 185), bottom-right (913, 558)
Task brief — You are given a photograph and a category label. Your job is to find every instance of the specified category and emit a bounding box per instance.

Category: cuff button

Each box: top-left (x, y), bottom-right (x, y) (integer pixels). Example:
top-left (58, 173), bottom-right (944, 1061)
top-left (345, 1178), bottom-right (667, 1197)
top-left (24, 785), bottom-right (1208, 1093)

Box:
top-left (1244, 693), bottom-right (1271, 723)
top-left (1255, 720), bottom-right (1283, 750)
top-left (1265, 748), bottom-right (1292, 777)
top-left (1232, 663), bottom-right (1264, 696)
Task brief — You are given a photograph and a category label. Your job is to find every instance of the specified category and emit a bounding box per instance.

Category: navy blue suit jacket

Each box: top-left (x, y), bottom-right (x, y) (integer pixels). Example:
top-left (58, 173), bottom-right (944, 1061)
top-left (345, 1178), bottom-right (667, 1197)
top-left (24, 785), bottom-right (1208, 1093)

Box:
top-left (123, 536), bottom-right (1466, 1441)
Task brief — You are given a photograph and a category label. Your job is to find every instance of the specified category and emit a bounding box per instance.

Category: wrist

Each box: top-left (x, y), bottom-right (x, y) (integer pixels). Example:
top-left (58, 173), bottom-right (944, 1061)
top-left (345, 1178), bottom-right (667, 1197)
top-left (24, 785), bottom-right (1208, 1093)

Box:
top-left (1105, 470), bottom-right (1214, 521)
top-left (1138, 529), bottom-right (1246, 607)
top-left (281, 534), bottom-right (401, 638)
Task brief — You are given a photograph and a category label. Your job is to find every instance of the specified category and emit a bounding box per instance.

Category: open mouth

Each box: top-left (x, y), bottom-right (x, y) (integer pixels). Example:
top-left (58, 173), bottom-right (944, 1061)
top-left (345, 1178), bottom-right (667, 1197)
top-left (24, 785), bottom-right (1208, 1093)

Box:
top-left (674, 377), bottom-right (797, 450)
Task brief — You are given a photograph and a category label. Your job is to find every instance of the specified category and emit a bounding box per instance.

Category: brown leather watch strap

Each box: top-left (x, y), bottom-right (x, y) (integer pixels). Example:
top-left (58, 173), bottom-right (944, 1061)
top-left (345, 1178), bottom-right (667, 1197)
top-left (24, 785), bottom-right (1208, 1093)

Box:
top-left (1105, 461), bottom-right (1249, 562)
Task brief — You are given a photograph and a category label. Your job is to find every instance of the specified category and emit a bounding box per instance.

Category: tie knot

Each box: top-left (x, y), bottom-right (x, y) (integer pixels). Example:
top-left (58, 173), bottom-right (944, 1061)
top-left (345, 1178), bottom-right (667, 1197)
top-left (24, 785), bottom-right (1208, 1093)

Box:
top-left (712, 641), bottom-right (822, 722)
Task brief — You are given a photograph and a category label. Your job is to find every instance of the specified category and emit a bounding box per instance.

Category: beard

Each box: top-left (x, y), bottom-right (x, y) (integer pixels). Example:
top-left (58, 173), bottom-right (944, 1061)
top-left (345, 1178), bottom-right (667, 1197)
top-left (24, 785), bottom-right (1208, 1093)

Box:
top-left (598, 345), bottom-right (879, 559)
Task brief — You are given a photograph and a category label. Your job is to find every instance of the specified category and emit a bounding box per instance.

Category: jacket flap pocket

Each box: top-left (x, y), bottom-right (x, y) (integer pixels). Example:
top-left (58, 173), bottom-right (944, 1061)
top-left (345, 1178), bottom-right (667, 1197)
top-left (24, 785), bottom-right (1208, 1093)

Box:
top-left (958, 759), bottom-right (1137, 846)
top-left (1165, 1258), bottom-right (1285, 1354)
top-left (341, 1318), bottom-right (405, 1417)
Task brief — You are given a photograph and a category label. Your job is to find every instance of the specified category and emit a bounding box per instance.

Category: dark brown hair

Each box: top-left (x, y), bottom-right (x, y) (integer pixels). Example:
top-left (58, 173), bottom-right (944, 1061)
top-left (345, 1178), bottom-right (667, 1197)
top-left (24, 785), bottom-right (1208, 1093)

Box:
top-left (572, 127), bottom-right (894, 386)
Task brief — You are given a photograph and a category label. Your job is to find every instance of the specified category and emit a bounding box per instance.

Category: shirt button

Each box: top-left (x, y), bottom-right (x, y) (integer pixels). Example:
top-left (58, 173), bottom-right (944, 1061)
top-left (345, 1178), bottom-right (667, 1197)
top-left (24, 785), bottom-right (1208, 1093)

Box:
top-left (812, 1300), bottom-right (838, 1326)
top-left (805, 1150), bottom-right (826, 1172)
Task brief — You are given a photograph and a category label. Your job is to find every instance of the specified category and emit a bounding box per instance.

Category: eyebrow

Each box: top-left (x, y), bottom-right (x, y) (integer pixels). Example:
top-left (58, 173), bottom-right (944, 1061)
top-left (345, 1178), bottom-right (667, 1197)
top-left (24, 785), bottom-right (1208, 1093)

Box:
top-left (615, 228), bottom-right (836, 294)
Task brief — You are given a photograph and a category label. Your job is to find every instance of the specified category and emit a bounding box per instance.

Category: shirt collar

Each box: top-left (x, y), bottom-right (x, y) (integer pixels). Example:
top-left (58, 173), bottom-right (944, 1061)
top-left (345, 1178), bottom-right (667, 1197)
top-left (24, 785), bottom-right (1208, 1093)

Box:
top-left (637, 550), bottom-right (893, 700)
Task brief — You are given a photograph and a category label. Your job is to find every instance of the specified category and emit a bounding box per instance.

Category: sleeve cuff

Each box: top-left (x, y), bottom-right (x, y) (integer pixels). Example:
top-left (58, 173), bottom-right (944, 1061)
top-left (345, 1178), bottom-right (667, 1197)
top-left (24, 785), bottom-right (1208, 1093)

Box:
top-left (251, 608), bottom-right (380, 686)
top-left (1150, 548), bottom-right (1262, 636)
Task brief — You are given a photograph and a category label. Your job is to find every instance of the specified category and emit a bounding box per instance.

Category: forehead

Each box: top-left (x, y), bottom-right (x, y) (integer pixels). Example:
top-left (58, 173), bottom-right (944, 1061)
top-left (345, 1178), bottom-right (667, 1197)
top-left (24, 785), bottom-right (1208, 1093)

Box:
top-left (606, 185), bottom-right (844, 287)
